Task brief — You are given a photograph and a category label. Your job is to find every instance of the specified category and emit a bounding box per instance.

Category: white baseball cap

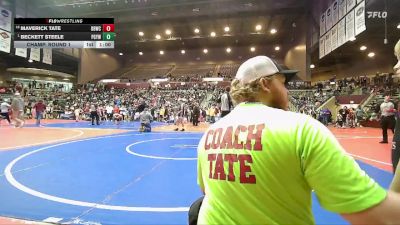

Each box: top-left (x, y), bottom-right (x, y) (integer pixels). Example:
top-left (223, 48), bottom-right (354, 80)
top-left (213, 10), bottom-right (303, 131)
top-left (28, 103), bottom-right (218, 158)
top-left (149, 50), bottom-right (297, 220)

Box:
top-left (235, 56), bottom-right (298, 84)
top-left (394, 39), bottom-right (400, 75)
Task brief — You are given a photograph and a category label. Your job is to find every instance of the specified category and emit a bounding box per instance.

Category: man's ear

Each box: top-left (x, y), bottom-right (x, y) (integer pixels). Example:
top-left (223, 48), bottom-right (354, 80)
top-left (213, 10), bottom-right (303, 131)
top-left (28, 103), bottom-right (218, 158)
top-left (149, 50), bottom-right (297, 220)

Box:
top-left (259, 77), bottom-right (272, 93)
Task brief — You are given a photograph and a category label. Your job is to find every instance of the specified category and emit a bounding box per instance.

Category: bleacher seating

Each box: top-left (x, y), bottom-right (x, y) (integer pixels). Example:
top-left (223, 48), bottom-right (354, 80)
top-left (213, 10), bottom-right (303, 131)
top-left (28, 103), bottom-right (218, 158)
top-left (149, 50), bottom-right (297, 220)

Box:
top-left (289, 90), bottom-right (334, 113)
top-left (171, 64), bottom-right (216, 77)
top-left (219, 64), bottom-right (240, 78)
top-left (122, 65), bottom-right (174, 81)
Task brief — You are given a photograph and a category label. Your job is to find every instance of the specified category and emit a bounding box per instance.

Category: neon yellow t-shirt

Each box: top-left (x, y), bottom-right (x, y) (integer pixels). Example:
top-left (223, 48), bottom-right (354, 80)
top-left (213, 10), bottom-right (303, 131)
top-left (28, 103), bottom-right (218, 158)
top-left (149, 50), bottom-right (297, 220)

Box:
top-left (197, 102), bottom-right (386, 225)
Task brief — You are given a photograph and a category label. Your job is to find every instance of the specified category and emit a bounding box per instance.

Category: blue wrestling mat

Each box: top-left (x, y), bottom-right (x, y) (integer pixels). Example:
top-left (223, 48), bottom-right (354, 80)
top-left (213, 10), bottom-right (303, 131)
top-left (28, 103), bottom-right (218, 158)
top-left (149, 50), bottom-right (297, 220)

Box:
top-left (0, 130), bottom-right (393, 225)
top-left (25, 121), bottom-right (168, 130)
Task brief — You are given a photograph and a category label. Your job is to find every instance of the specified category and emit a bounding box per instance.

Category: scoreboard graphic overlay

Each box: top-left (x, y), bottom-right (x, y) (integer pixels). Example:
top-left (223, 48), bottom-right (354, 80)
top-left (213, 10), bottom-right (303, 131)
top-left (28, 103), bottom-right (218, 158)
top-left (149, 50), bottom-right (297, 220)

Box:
top-left (14, 18), bottom-right (115, 49)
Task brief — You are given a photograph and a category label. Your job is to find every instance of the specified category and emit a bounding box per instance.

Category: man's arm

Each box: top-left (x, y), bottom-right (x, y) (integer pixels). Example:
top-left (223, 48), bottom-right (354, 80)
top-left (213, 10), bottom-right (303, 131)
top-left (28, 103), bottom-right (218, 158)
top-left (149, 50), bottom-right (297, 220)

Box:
top-left (389, 161), bottom-right (400, 192)
top-left (341, 192), bottom-right (400, 225)
top-left (300, 117), bottom-right (389, 222)
top-left (302, 117), bottom-right (400, 223)
top-left (197, 135), bottom-right (206, 195)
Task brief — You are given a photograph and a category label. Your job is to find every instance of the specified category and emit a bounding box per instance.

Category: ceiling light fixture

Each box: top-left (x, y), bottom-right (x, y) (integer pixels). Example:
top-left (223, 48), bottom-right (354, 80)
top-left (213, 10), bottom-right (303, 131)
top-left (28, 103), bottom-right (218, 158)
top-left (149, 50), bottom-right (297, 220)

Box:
top-left (203, 49), bottom-right (208, 54)
top-left (274, 46), bottom-right (280, 51)
top-left (194, 28), bottom-right (200, 34)
top-left (255, 24), bottom-right (262, 31)
top-left (226, 47), bottom-right (231, 53)
top-left (310, 64), bottom-right (315, 69)
top-left (224, 26), bottom-right (230, 32)
top-left (250, 47), bottom-right (256, 52)
top-left (138, 31), bottom-right (144, 36)
top-left (368, 52), bottom-right (375, 58)
top-left (165, 29), bottom-right (172, 35)
top-left (139, 52), bottom-right (143, 55)
top-left (210, 32), bottom-right (216, 37)
top-left (270, 28), bottom-right (277, 34)
top-left (155, 34), bottom-right (161, 39)
top-left (119, 52), bottom-right (123, 56)
top-left (360, 45), bottom-right (367, 51)
top-left (181, 50), bottom-right (186, 54)
top-left (159, 50), bottom-right (164, 55)
top-left (397, 24), bottom-right (400, 29)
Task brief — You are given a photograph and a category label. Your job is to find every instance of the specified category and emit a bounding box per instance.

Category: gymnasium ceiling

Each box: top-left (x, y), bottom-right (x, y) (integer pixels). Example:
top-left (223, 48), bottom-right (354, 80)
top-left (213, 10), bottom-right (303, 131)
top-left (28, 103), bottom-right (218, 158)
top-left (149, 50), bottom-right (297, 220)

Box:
top-left (18, 0), bottom-right (308, 54)
top-left (0, 0), bottom-right (398, 79)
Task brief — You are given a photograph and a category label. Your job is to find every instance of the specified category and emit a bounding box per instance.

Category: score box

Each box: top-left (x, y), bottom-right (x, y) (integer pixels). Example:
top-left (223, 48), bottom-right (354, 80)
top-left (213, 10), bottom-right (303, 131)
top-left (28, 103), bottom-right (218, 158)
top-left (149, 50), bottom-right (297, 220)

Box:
top-left (102, 24), bottom-right (114, 32)
top-left (102, 32), bottom-right (115, 41)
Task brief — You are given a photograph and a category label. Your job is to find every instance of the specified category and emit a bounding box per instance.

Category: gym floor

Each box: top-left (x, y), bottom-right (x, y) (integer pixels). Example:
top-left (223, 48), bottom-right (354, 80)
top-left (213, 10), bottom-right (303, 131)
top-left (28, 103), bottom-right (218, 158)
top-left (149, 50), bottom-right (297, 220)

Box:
top-left (0, 120), bottom-right (393, 225)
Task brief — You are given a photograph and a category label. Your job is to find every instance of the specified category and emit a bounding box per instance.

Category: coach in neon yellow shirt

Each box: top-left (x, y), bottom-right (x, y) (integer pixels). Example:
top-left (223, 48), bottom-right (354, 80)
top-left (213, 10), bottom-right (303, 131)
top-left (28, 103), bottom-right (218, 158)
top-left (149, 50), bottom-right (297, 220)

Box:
top-left (196, 55), bottom-right (400, 225)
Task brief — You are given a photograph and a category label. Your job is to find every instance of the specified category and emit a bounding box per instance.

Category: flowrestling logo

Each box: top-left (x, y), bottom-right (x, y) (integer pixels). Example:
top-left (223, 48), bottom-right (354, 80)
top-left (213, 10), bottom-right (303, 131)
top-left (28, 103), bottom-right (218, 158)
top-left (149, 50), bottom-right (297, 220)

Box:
top-left (367, 11), bottom-right (387, 19)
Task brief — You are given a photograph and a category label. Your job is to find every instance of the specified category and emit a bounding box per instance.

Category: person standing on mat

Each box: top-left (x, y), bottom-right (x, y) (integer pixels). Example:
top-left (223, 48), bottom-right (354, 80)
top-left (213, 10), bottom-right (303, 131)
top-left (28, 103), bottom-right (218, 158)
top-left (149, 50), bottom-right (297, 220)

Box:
top-left (193, 55), bottom-right (400, 225)
top-left (33, 99), bottom-right (46, 126)
top-left (11, 92), bottom-right (25, 128)
top-left (220, 86), bottom-right (233, 118)
top-left (90, 104), bottom-right (100, 125)
top-left (74, 106), bottom-right (82, 122)
top-left (175, 101), bottom-right (186, 131)
top-left (192, 102), bottom-right (200, 126)
top-left (380, 95), bottom-right (396, 143)
top-left (139, 107), bottom-right (153, 132)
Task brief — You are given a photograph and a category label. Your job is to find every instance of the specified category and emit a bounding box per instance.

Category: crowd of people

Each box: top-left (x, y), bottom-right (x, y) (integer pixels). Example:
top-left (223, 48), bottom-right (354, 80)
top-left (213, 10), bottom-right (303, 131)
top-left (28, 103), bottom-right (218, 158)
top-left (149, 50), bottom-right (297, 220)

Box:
top-left (0, 81), bottom-right (233, 130)
top-left (2, 71), bottom-right (397, 131)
